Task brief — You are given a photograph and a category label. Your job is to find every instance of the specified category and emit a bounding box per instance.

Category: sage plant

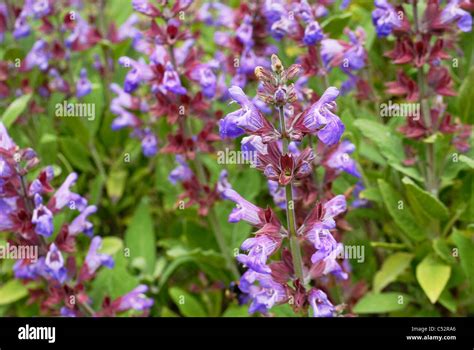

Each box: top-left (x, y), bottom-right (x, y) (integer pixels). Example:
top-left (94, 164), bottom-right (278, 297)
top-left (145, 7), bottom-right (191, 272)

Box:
top-left (219, 55), bottom-right (354, 316)
top-left (374, 0), bottom-right (472, 193)
top-left (0, 122), bottom-right (152, 316)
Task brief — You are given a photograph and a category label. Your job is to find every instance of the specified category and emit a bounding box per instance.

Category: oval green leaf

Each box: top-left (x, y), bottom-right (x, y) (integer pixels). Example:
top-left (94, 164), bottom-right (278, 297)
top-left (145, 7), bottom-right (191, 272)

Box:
top-left (416, 255), bottom-right (451, 304)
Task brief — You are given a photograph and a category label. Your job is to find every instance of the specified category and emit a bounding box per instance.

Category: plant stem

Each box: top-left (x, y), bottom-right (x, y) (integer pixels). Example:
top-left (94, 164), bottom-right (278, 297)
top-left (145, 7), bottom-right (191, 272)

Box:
top-left (98, 0), bottom-right (113, 107)
top-left (413, 0), bottom-right (437, 195)
top-left (441, 204), bottom-right (466, 237)
top-left (278, 106), bottom-right (304, 282)
top-left (79, 301), bottom-right (96, 316)
top-left (89, 141), bottom-right (107, 205)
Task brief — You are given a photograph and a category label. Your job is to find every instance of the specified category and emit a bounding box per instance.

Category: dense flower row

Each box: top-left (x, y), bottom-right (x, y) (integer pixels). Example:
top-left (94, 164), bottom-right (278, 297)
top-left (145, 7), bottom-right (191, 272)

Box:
top-left (373, 0), bottom-right (472, 193)
top-left (217, 55), bottom-right (358, 316)
top-left (0, 121), bottom-right (152, 316)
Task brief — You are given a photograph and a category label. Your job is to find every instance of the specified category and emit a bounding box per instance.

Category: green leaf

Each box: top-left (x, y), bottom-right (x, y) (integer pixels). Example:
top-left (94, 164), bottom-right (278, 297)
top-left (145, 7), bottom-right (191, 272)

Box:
top-left (38, 133), bottom-right (58, 165)
top-left (222, 304), bottom-right (249, 317)
top-left (353, 292), bottom-right (411, 314)
top-left (452, 229), bottom-right (474, 290)
top-left (416, 255), bottom-right (451, 304)
top-left (389, 163), bottom-right (423, 182)
top-left (232, 170), bottom-right (262, 202)
top-left (106, 169), bottom-right (127, 203)
top-left (0, 280), bottom-right (28, 305)
top-left (321, 13), bottom-right (352, 37)
top-left (81, 84), bottom-right (104, 137)
top-left (377, 179), bottom-right (426, 241)
top-left (359, 187), bottom-right (382, 204)
top-left (169, 287), bottom-right (206, 317)
top-left (354, 120), bottom-right (404, 164)
top-left (402, 177), bottom-right (449, 221)
top-left (457, 66), bottom-right (474, 124)
top-left (459, 155), bottom-right (474, 169)
top-left (90, 251), bottom-right (138, 307)
top-left (432, 239), bottom-right (456, 264)
top-left (373, 252), bottom-right (414, 293)
top-left (2, 94), bottom-right (31, 128)
top-left (3, 47), bottom-right (26, 62)
top-left (160, 307), bottom-right (179, 317)
top-left (124, 197), bottom-right (156, 275)
top-left (438, 290), bottom-right (456, 313)
top-left (157, 256), bottom-right (194, 291)
top-left (273, 303), bottom-right (298, 317)
top-left (59, 137), bottom-right (93, 172)
top-left (99, 237), bottom-right (124, 256)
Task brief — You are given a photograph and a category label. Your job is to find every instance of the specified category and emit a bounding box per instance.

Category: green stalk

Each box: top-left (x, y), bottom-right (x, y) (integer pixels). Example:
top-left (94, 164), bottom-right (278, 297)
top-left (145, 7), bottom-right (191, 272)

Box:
top-left (413, 0), bottom-right (437, 195)
top-left (278, 106), bottom-right (305, 282)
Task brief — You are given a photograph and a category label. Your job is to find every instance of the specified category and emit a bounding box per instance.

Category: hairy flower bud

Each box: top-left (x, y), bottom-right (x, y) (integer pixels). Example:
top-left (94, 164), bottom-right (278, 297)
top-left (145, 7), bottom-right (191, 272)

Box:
top-left (271, 54), bottom-right (283, 74)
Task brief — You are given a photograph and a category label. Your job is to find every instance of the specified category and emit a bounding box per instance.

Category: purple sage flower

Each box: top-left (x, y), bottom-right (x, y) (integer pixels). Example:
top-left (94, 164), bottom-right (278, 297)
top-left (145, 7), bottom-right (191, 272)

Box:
top-left (190, 64), bottom-right (216, 98)
top-left (0, 198), bottom-right (16, 232)
top-left (60, 307), bottom-right (78, 317)
top-left (237, 235), bottom-right (279, 274)
top-left (13, 14), bottom-right (31, 39)
top-left (219, 86), bottom-right (268, 138)
top-left (30, 0), bottom-right (52, 19)
top-left (308, 289), bottom-right (335, 317)
top-left (162, 62), bottom-right (187, 95)
top-left (14, 259), bottom-right (43, 280)
top-left (140, 129), bottom-right (158, 157)
top-left (48, 69), bottom-right (69, 93)
top-left (198, 2), bottom-right (234, 26)
top-left (303, 21), bottom-right (324, 45)
top-left (222, 188), bottom-right (263, 226)
top-left (440, 0), bottom-right (472, 32)
top-left (241, 135), bottom-right (267, 165)
top-left (24, 40), bottom-right (50, 71)
top-left (31, 194), bottom-right (54, 237)
top-left (44, 243), bottom-right (67, 283)
top-left (52, 173), bottom-right (87, 211)
top-left (268, 180), bottom-right (286, 209)
top-left (84, 236), bottom-right (114, 275)
top-left (169, 155), bottom-right (193, 185)
top-left (297, 87), bottom-right (344, 146)
top-left (68, 205), bottom-right (97, 236)
top-left (76, 68), bottom-right (92, 98)
top-left (118, 57), bottom-right (154, 93)
top-left (117, 285), bottom-right (154, 312)
top-left (243, 273), bottom-right (287, 314)
top-left (217, 170), bottom-right (232, 198)
top-left (372, 0), bottom-right (402, 37)
top-left (236, 15), bottom-right (254, 47)
top-left (132, 0), bottom-right (160, 17)
top-left (326, 141), bottom-right (360, 178)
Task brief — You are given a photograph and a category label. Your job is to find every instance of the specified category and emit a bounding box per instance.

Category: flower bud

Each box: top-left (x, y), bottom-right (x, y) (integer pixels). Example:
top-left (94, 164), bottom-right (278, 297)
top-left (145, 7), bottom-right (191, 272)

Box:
top-left (274, 87), bottom-right (286, 106)
top-left (271, 54), bottom-right (283, 74)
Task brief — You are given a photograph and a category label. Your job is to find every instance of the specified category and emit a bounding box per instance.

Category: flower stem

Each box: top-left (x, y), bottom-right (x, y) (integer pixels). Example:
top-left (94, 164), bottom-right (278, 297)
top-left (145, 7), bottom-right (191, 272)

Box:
top-left (413, 0), bottom-right (437, 195)
top-left (79, 301), bottom-right (96, 316)
top-left (278, 106), bottom-right (304, 282)
top-left (89, 141), bottom-right (107, 205)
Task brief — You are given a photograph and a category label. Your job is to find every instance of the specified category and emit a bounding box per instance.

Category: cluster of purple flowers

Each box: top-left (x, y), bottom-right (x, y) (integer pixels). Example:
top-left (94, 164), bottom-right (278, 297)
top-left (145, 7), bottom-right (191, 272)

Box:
top-left (112, 0), bottom-right (224, 158)
top-left (0, 0), bottom-right (142, 103)
top-left (218, 55), bottom-right (358, 316)
top-left (0, 122), bottom-right (152, 316)
top-left (372, 0), bottom-right (472, 186)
